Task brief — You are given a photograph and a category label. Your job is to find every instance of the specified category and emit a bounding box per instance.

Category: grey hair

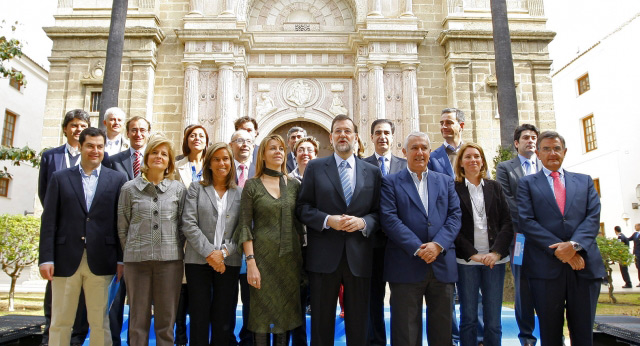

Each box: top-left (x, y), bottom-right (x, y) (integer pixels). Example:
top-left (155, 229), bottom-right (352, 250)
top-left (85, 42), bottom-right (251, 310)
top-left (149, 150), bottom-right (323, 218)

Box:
top-left (537, 130), bottom-right (566, 149)
top-left (230, 129), bottom-right (253, 141)
top-left (441, 108), bottom-right (465, 123)
top-left (104, 107), bottom-right (126, 120)
top-left (403, 132), bottom-right (431, 150)
top-left (287, 126), bottom-right (307, 138)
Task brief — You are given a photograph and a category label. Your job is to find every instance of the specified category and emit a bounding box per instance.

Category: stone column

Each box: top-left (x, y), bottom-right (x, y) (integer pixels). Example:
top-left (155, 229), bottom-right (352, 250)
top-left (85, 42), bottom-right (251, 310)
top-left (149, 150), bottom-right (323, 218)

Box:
top-left (217, 62), bottom-right (236, 142)
top-left (402, 63), bottom-right (419, 133)
top-left (368, 62), bottom-right (386, 120)
top-left (368, 0), bottom-right (382, 17)
top-left (183, 63), bottom-right (199, 129)
top-left (401, 0), bottom-right (414, 17)
top-left (221, 0), bottom-right (235, 15)
top-left (189, 0), bottom-right (204, 15)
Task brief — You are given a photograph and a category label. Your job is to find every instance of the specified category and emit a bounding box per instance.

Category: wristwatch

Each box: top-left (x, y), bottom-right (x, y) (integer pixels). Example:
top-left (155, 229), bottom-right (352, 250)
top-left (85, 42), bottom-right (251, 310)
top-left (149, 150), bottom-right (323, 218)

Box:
top-left (222, 248), bottom-right (228, 259)
top-left (246, 254), bottom-right (255, 260)
top-left (570, 241), bottom-right (583, 251)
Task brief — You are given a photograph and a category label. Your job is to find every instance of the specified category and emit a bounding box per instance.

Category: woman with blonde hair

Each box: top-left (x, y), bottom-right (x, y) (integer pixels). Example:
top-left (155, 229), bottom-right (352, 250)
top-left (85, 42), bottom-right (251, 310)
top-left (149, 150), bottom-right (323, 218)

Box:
top-left (453, 142), bottom-right (513, 346)
top-left (117, 135), bottom-right (187, 346)
top-left (234, 134), bottom-right (304, 346)
top-left (182, 142), bottom-right (243, 345)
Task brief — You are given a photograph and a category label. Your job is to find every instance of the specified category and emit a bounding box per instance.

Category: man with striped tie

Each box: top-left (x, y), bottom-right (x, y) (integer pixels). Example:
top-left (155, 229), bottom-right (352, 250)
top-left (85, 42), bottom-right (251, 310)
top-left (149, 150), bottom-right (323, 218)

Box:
top-left (107, 115), bottom-right (150, 346)
top-left (296, 114), bottom-right (382, 346)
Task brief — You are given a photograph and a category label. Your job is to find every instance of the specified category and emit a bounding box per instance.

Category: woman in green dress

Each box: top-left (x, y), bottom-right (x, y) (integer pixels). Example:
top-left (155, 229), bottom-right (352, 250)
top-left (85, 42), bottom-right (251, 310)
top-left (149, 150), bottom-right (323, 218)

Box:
top-left (234, 134), bottom-right (304, 346)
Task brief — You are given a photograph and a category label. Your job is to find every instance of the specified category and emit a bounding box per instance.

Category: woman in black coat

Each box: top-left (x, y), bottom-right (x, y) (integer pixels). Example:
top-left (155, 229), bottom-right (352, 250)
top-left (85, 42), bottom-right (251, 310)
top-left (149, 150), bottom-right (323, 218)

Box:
top-left (453, 142), bottom-right (513, 346)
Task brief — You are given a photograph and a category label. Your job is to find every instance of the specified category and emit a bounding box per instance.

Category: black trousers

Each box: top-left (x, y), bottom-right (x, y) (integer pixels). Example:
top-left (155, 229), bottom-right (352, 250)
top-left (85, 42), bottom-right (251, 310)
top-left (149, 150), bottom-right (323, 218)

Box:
top-left (619, 264), bottom-right (632, 286)
top-left (174, 283), bottom-right (189, 344)
top-left (636, 255), bottom-right (640, 281)
top-left (229, 273), bottom-right (254, 346)
top-left (109, 277), bottom-right (129, 346)
top-left (309, 252), bottom-right (370, 346)
top-left (42, 280), bottom-right (89, 344)
top-left (368, 246), bottom-right (387, 346)
top-left (186, 263), bottom-right (240, 346)
top-left (529, 266), bottom-right (601, 346)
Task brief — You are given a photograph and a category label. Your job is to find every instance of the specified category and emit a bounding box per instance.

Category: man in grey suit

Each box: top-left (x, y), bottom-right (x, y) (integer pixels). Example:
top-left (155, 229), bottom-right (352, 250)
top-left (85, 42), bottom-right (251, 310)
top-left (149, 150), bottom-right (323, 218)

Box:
top-left (362, 118), bottom-right (406, 346)
top-left (107, 115), bottom-right (150, 346)
top-left (496, 123), bottom-right (540, 346)
top-left (286, 126), bottom-right (307, 173)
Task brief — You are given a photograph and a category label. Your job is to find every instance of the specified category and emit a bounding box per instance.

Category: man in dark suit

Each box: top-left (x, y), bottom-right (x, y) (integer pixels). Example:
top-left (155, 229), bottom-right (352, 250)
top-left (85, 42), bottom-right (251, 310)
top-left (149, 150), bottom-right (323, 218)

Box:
top-left (517, 131), bottom-right (605, 346)
top-left (631, 223), bottom-right (640, 287)
top-left (495, 123), bottom-right (540, 346)
top-left (427, 108), bottom-right (464, 177)
top-left (297, 114), bottom-right (382, 346)
top-left (380, 132), bottom-right (461, 346)
top-left (286, 126), bottom-right (307, 173)
top-left (234, 116), bottom-right (260, 168)
top-left (37, 109), bottom-right (91, 346)
top-left (107, 115), bottom-right (150, 346)
top-left (362, 118), bottom-right (406, 346)
top-left (229, 128), bottom-right (257, 346)
top-left (615, 226), bottom-right (633, 288)
top-left (39, 127), bottom-right (127, 346)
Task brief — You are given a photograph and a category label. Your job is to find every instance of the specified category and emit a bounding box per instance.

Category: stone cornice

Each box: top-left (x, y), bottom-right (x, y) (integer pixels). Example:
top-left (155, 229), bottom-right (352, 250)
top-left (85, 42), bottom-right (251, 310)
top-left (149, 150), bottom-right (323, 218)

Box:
top-left (175, 29), bottom-right (247, 42)
top-left (43, 26), bottom-right (166, 44)
top-left (437, 29), bottom-right (555, 46)
top-left (351, 29), bottom-right (428, 46)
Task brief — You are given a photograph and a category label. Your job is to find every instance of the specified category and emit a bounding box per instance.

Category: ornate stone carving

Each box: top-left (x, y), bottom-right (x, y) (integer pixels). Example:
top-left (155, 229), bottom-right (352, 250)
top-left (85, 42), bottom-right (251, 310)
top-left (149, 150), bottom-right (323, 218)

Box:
top-left (285, 79), bottom-right (315, 108)
top-left (329, 94), bottom-right (348, 116)
top-left (256, 93), bottom-right (277, 119)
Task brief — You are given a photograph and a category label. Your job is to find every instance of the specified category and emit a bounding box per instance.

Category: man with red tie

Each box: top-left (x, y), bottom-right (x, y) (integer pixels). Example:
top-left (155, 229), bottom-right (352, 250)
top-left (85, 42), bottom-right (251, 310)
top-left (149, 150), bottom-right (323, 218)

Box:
top-left (517, 131), bottom-right (605, 346)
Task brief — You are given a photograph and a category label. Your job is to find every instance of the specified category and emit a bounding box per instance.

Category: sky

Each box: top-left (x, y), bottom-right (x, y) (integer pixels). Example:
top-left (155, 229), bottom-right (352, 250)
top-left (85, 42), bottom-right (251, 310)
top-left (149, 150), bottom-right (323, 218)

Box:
top-left (0, 0), bottom-right (57, 69)
top-left (543, 0), bottom-right (640, 70)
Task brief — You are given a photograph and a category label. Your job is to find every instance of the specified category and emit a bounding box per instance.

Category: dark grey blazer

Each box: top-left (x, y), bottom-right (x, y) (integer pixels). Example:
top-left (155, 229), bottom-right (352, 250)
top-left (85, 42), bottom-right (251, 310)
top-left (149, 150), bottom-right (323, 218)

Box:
top-left (109, 148), bottom-right (135, 181)
top-left (181, 183), bottom-right (242, 266)
top-left (495, 156), bottom-right (541, 231)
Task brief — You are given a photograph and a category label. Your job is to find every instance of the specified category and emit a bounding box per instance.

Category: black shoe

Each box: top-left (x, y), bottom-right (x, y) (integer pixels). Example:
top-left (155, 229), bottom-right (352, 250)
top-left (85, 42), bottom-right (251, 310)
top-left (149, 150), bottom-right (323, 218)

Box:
top-left (637, 283), bottom-right (640, 287)
top-left (623, 284), bottom-right (633, 288)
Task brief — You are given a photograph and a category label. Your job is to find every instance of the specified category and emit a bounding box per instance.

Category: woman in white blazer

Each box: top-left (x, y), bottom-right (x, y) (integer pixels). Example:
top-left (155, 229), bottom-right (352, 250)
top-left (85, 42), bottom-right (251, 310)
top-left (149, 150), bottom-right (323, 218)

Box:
top-left (175, 125), bottom-right (209, 188)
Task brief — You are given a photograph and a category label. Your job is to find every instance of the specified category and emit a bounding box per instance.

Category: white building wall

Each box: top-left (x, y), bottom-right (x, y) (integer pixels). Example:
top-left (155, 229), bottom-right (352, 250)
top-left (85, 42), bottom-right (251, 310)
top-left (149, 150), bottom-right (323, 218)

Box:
top-left (551, 16), bottom-right (640, 236)
top-left (0, 55), bottom-right (48, 215)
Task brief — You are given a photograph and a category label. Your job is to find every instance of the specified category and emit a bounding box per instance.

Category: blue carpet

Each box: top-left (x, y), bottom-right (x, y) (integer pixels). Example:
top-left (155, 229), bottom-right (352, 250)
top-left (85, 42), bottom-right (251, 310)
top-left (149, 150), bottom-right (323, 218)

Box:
top-left (87, 304), bottom-right (539, 345)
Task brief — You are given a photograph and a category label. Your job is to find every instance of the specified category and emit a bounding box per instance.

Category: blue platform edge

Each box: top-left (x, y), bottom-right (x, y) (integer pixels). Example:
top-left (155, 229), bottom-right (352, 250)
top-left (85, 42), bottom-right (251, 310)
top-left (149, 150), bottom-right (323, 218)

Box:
top-left (85, 305), bottom-right (539, 346)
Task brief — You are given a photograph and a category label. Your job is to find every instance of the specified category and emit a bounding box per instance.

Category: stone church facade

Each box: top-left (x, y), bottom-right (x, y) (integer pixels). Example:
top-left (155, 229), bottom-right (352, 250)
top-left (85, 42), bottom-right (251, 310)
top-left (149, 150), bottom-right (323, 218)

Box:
top-left (42, 0), bottom-right (555, 160)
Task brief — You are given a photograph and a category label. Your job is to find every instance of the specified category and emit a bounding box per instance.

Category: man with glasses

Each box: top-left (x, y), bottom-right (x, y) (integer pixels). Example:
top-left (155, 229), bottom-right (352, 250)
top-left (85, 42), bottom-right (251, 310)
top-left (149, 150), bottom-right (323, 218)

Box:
top-left (229, 129), bottom-right (256, 346)
top-left (286, 126), bottom-right (307, 173)
top-left (107, 115), bottom-right (151, 345)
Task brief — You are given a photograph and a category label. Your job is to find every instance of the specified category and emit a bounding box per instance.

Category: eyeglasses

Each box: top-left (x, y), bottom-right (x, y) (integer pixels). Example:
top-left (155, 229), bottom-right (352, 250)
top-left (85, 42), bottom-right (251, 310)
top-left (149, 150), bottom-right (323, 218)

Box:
top-left (297, 147), bottom-right (316, 154)
top-left (232, 138), bottom-right (253, 146)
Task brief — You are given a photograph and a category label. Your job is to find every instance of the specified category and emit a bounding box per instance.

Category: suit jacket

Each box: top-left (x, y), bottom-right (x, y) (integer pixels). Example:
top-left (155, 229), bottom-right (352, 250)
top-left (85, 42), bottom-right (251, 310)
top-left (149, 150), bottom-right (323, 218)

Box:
top-left (175, 157), bottom-right (196, 188)
top-left (286, 151), bottom-right (297, 173)
top-left (363, 153), bottom-right (407, 248)
top-left (618, 233), bottom-right (630, 247)
top-left (380, 169), bottom-right (462, 283)
top-left (427, 144), bottom-right (454, 177)
top-left (181, 183), bottom-right (242, 266)
top-left (109, 148), bottom-right (136, 180)
top-left (517, 169), bottom-right (606, 280)
top-left (39, 165), bottom-right (127, 277)
top-left (496, 156), bottom-right (542, 232)
top-left (630, 232), bottom-right (640, 257)
top-left (363, 153), bottom-right (407, 175)
top-left (296, 155), bottom-right (382, 278)
top-left (454, 179), bottom-right (513, 261)
top-left (38, 145), bottom-right (112, 204)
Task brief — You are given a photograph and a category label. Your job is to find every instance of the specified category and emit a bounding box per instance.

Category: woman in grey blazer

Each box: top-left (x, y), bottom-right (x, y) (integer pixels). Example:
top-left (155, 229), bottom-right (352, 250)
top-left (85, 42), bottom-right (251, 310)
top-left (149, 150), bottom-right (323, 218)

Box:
top-left (181, 142), bottom-right (242, 346)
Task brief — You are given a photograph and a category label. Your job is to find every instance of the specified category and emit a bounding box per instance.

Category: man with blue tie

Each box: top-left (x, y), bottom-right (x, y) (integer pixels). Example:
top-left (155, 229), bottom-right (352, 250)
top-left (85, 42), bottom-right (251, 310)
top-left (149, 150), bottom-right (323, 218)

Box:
top-left (428, 108), bottom-right (464, 176)
top-left (363, 119), bottom-right (406, 346)
top-left (380, 132), bottom-right (461, 346)
top-left (496, 124), bottom-right (540, 346)
top-left (37, 109), bottom-right (91, 346)
top-left (39, 127), bottom-right (127, 346)
top-left (297, 114), bottom-right (382, 346)
top-left (517, 131), bottom-right (605, 346)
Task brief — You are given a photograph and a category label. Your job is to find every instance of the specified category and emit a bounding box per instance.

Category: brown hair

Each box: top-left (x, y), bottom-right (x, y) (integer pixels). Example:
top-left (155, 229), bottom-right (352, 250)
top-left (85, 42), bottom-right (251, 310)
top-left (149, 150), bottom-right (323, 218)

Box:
top-left (141, 134), bottom-right (176, 179)
top-left (234, 116), bottom-right (258, 131)
top-left (454, 142), bottom-right (488, 182)
top-left (255, 135), bottom-right (287, 178)
top-left (200, 142), bottom-right (237, 189)
top-left (126, 116), bottom-right (151, 132)
top-left (181, 125), bottom-right (209, 157)
top-left (294, 136), bottom-right (319, 155)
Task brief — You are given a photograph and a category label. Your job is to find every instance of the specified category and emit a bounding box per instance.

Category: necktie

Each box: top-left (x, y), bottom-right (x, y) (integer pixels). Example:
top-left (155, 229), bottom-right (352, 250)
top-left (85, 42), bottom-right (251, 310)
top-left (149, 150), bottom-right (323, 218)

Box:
top-left (238, 164), bottom-right (247, 188)
top-left (379, 156), bottom-right (387, 176)
top-left (133, 151), bottom-right (141, 178)
top-left (550, 171), bottom-right (565, 215)
top-left (523, 160), bottom-right (532, 176)
top-left (339, 160), bottom-right (352, 205)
